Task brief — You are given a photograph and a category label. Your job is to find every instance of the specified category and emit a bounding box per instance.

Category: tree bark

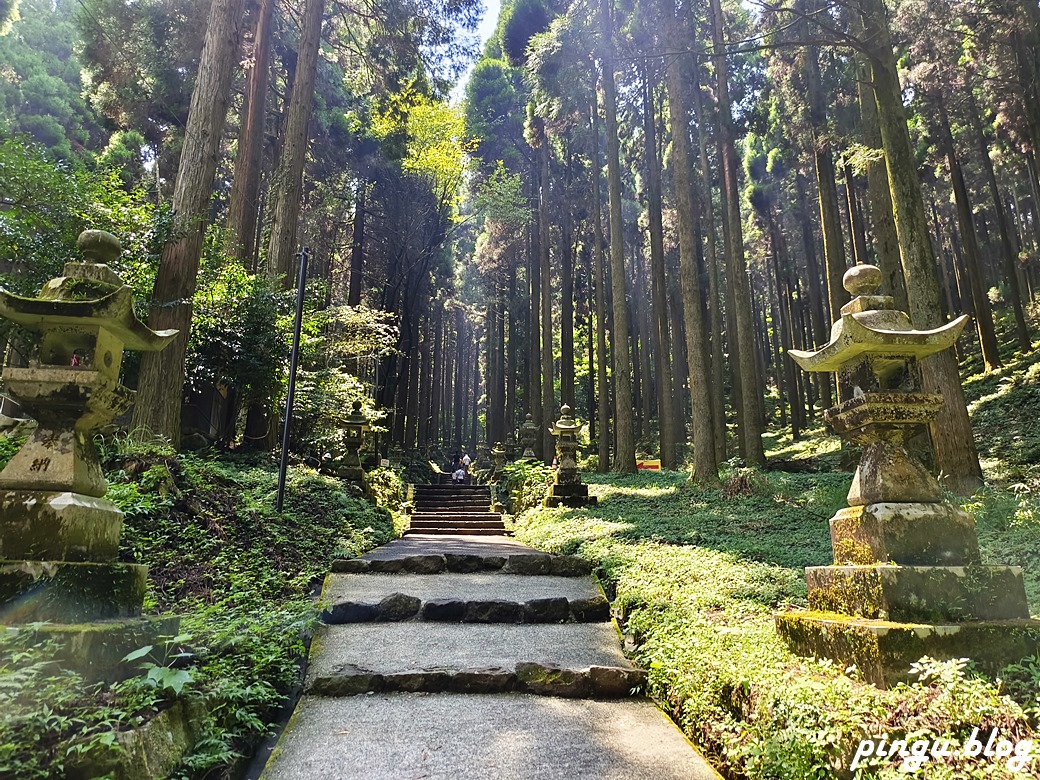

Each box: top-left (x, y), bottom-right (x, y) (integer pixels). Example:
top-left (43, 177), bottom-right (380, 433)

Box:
top-left (132, 0), bottom-right (246, 446)
top-left (539, 141), bottom-right (555, 461)
top-left (265, 0), bottom-right (324, 285)
top-left (690, 54), bottom-right (727, 463)
top-left (856, 44), bottom-right (907, 312)
top-left (600, 0), bottom-right (635, 472)
top-left (862, 0), bottom-right (983, 492)
top-left (347, 183), bottom-right (365, 306)
top-left (936, 108), bottom-right (1001, 371)
top-left (227, 0), bottom-right (273, 266)
top-left (664, 17), bottom-right (719, 484)
top-left (641, 63), bottom-right (677, 468)
top-left (590, 99), bottom-right (611, 471)
top-left (709, 0), bottom-right (764, 465)
top-left (969, 97), bottom-right (1030, 352)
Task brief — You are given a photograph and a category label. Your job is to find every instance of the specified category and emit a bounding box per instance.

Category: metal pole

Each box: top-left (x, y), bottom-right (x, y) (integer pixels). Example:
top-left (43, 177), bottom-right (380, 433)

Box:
top-left (276, 247), bottom-right (310, 512)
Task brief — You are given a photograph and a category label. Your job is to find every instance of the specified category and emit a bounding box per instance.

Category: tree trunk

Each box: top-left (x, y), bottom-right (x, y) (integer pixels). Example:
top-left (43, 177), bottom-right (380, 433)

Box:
top-left (690, 55), bottom-right (727, 463)
top-left (227, 0), bottom-right (273, 266)
top-left (664, 19), bottom-right (719, 484)
top-left (132, 0), bottom-right (246, 446)
top-left (936, 107), bottom-right (1001, 370)
top-left (709, 0), bottom-right (764, 465)
top-left (347, 184), bottom-right (365, 306)
top-left (539, 141), bottom-right (555, 461)
top-left (804, 8), bottom-right (850, 340)
top-left (600, 0), bottom-right (635, 472)
top-left (641, 63), bottom-right (677, 468)
top-left (969, 97), bottom-right (1030, 352)
top-left (590, 99), bottom-right (611, 471)
top-left (265, 0), bottom-right (324, 285)
top-left (561, 205), bottom-right (576, 408)
top-left (862, 0), bottom-right (983, 492)
top-left (856, 43), bottom-right (907, 312)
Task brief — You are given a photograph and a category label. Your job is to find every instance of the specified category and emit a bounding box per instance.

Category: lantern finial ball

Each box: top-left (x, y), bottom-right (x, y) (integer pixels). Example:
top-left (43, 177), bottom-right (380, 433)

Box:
top-left (843, 264), bottom-right (882, 297)
top-left (77, 230), bottom-right (121, 265)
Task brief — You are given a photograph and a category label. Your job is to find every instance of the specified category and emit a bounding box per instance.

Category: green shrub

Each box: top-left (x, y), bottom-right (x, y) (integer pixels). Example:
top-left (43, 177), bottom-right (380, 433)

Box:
top-left (501, 459), bottom-right (554, 514)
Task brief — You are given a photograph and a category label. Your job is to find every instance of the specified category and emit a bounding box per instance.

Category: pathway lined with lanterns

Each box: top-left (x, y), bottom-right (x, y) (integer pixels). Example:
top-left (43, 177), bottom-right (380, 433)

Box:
top-left (258, 533), bottom-right (721, 779)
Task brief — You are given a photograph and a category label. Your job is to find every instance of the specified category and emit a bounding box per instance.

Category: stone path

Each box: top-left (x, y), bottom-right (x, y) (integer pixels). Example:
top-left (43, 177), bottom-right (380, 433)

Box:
top-left (260, 534), bottom-right (721, 780)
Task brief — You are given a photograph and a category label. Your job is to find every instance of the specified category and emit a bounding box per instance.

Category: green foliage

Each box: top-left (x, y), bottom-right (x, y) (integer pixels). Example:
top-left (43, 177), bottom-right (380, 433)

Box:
top-left (500, 0), bottom-right (552, 66)
top-left (0, 0), bottom-right (107, 158)
top-left (0, 135), bottom-right (160, 298)
top-left (366, 465), bottom-right (407, 509)
top-left (501, 459), bottom-right (554, 514)
top-left (513, 470), bottom-right (1038, 779)
top-left (186, 253), bottom-right (287, 409)
top-left (0, 445), bottom-right (397, 777)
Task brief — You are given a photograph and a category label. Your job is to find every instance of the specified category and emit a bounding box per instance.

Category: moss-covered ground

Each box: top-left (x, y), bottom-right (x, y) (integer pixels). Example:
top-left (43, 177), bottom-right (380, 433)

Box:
top-left (513, 346), bottom-right (1040, 779)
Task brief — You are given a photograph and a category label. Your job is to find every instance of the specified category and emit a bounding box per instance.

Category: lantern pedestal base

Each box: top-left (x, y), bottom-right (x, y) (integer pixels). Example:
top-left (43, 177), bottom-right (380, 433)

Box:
top-left (544, 483), bottom-right (597, 508)
top-left (775, 610), bottom-right (1040, 688)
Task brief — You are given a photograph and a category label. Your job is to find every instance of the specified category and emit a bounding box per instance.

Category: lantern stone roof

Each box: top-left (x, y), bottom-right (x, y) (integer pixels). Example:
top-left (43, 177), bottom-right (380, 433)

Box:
top-left (788, 264), bottom-right (968, 373)
top-left (0, 230), bottom-right (177, 352)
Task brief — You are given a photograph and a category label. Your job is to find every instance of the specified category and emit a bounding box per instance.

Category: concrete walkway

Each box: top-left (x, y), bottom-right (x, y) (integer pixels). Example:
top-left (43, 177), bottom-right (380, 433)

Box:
top-left (260, 534), bottom-right (721, 780)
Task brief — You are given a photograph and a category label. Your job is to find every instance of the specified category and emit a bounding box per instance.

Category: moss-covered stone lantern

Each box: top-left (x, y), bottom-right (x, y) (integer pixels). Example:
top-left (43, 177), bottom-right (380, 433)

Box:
top-left (776, 264), bottom-right (1040, 686)
top-left (0, 229), bottom-right (179, 678)
top-left (545, 405), bottom-right (596, 508)
top-left (520, 413), bottom-right (538, 460)
top-left (490, 441), bottom-right (506, 479)
top-left (337, 400), bottom-right (370, 484)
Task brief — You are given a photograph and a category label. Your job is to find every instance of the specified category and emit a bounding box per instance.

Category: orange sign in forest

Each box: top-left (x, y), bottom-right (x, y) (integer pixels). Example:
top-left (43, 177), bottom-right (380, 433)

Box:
top-left (636, 459), bottom-right (661, 471)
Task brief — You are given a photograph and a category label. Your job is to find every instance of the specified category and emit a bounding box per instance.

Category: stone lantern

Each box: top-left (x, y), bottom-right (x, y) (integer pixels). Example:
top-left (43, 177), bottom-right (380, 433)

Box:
top-left (504, 432), bottom-right (518, 461)
top-left (545, 405), bottom-right (596, 508)
top-left (520, 413), bottom-right (538, 460)
top-left (337, 400), bottom-right (370, 484)
top-left (490, 441), bottom-right (507, 479)
top-left (0, 229), bottom-right (178, 677)
top-left (776, 264), bottom-right (1040, 686)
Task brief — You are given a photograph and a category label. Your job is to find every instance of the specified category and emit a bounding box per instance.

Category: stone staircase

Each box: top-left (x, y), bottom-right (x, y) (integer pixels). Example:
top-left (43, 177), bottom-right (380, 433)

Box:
top-left (260, 536), bottom-right (722, 779)
top-left (405, 481), bottom-right (507, 536)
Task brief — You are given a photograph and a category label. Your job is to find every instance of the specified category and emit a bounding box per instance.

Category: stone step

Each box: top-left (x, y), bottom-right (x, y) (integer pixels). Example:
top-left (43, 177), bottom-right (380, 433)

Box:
top-left (409, 512), bottom-right (503, 522)
top-left (320, 573), bottom-right (610, 624)
top-left (412, 503), bottom-right (492, 512)
top-left (306, 623), bottom-right (645, 697)
top-left (333, 550), bottom-right (592, 576)
top-left (259, 693), bottom-right (723, 780)
top-left (408, 524), bottom-right (506, 534)
top-left (406, 526), bottom-right (507, 536)
top-left (403, 527), bottom-right (508, 537)
top-left (411, 501), bottom-right (492, 507)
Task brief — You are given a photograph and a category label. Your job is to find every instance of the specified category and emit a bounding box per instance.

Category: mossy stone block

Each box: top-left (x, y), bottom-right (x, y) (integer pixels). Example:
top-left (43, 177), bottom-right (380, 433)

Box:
top-left (0, 560), bottom-right (146, 623)
top-left (0, 490), bottom-right (123, 561)
top-left (830, 503), bottom-right (980, 566)
top-left (776, 610), bottom-right (1040, 687)
top-left (67, 698), bottom-right (204, 779)
top-left (544, 484), bottom-right (598, 508)
top-left (20, 615), bottom-right (180, 683)
top-left (806, 564), bottom-right (1030, 622)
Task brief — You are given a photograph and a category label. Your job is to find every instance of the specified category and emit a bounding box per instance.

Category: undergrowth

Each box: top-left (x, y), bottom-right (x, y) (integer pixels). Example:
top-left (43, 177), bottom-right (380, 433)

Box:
top-left (0, 444), bottom-right (395, 779)
top-left (514, 467), bottom-right (1040, 779)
